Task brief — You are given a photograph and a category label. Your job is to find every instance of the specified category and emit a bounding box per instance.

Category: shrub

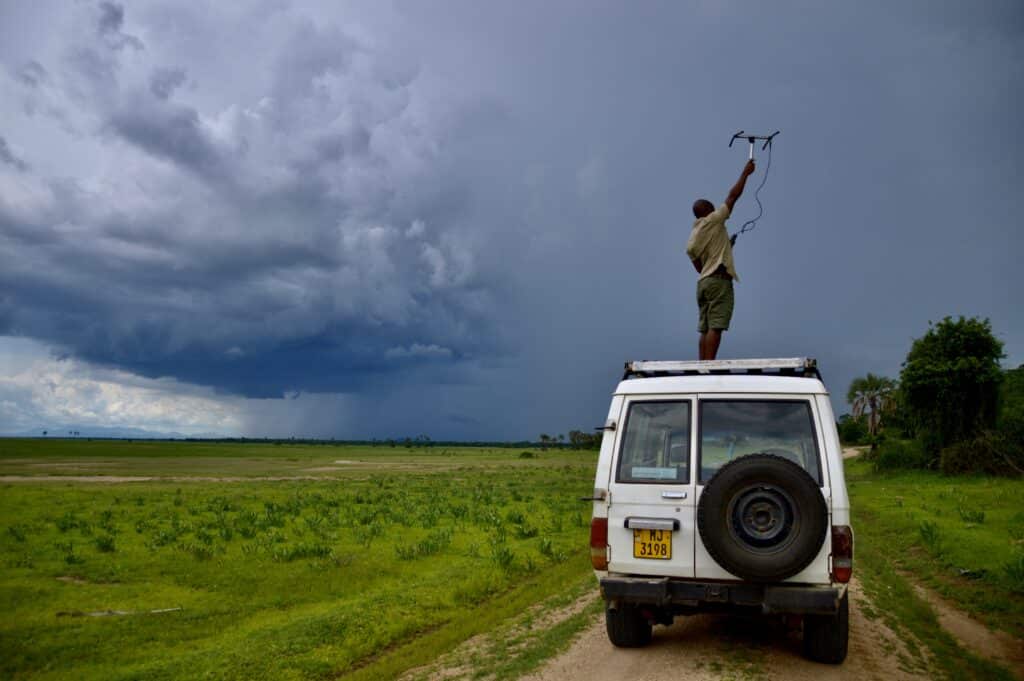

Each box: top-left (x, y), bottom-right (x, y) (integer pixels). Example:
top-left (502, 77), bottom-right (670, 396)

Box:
top-left (872, 439), bottom-right (929, 472)
top-left (957, 506), bottom-right (986, 524)
top-left (918, 520), bottom-right (943, 554)
top-left (1005, 552), bottom-right (1024, 593)
top-left (489, 543), bottom-right (516, 571)
top-left (180, 541), bottom-right (215, 561)
top-left (514, 522), bottom-right (539, 539)
top-left (939, 431), bottom-right (1024, 477)
top-left (94, 535), bottom-right (116, 553)
top-left (55, 512), bottom-right (80, 533)
top-left (272, 542), bottom-right (332, 562)
top-left (999, 365), bottom-right (1024, 437)
top-left (395, 528), bottom-right (453, 561)
top-left (836, 414), bottom-right (868, 446)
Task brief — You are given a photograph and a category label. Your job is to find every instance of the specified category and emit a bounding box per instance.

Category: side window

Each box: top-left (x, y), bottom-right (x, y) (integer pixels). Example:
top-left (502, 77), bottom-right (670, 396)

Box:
top-left (698, 400), bottom-right (821, 484)
top-left (616, 401), bottom-right (691, 483)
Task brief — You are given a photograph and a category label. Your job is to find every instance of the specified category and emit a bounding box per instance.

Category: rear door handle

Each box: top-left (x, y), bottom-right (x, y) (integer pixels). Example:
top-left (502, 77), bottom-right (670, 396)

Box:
top-left (625, 517), bottom-right (680, 530)
top-left (661, 491), bottom-right (687, 499)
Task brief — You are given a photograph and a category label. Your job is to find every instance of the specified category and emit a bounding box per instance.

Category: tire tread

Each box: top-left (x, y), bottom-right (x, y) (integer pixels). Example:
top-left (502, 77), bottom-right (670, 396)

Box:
top-left (605, 604), bottom-right (652, 648)
top-left (803, 591), bottom-right (849, 664)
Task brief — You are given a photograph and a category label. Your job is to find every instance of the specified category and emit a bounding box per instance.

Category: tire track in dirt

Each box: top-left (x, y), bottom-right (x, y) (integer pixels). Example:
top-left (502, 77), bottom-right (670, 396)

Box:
top-left (910, 583), bottom-right (1024, 678)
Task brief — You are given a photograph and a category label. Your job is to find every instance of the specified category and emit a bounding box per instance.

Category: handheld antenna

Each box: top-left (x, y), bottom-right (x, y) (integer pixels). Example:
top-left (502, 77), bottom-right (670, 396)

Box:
top-left (728, 130), bottom-right (779, 238)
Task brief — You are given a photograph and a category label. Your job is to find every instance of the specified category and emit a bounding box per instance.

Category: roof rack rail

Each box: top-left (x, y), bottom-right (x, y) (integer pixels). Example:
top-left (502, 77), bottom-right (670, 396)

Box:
top-left (623, 357), bottom-right (821, 381)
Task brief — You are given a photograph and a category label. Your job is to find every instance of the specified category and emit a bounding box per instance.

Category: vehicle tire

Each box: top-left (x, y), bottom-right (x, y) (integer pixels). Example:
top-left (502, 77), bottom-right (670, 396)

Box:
top-left (605, 603), bottom-right (652, 647)
top-left (803, 591), bottom-right (849, 664)
top-left (697, 454), bottom-right (827, 582)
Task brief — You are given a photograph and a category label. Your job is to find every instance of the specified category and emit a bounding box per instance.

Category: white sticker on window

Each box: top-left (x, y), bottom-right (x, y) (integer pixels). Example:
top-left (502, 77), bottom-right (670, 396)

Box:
top-left (631, 466), bottom-right (678, 480)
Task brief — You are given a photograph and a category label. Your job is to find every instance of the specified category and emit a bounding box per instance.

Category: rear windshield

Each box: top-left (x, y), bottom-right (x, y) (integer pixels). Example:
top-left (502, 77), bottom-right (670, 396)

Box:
top-left (698, 400), bottom-right (821, 484)
top-left (616, 401), bottom-right (691, 483)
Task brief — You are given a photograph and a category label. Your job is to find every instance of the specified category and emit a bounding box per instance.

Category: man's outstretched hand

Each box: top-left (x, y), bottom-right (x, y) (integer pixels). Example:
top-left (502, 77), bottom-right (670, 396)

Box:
top-left (726, 160), bottom-right (757, 212)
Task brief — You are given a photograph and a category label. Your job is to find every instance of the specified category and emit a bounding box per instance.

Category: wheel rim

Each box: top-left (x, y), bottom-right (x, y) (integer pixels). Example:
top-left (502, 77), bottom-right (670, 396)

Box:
top-left (726, 484), bottom-right (798, 550)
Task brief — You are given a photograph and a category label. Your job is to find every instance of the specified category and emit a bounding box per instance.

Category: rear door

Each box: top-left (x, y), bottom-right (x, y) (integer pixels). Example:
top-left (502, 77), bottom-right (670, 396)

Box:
top-left (606, 397), bottom-right (696, 577)
top-left (693, 394), bottom-right (832, 582)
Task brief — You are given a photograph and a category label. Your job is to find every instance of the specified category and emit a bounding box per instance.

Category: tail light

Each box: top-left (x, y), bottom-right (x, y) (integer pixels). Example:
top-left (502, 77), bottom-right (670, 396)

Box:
top-left (590, 517), bottom-right (608, 570)
top-left (831, 525), bottom-right (853, 583)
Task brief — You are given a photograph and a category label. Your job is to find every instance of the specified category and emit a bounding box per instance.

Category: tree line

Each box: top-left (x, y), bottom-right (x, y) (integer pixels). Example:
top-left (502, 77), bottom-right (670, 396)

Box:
top-left (839, 316), bottom-right (1022, 476)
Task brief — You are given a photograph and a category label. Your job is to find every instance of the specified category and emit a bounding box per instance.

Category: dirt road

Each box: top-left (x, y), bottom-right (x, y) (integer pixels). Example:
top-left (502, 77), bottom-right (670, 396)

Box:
top-left (520, 579), bottom-right (928, 681)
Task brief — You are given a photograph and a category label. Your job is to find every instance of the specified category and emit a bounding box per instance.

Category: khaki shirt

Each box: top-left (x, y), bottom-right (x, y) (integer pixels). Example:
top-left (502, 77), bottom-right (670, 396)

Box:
top-left (686, 203), bottom-right (739, 282)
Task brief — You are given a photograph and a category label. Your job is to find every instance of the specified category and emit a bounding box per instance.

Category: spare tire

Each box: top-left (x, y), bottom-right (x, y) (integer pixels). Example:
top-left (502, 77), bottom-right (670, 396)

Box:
top-left (697, 454), bottom-right (826, 582)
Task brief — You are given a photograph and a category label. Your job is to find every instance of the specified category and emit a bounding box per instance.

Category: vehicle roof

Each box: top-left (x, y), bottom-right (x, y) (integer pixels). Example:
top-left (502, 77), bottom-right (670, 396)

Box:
top-left (614, 374), bottom-right (828, 396)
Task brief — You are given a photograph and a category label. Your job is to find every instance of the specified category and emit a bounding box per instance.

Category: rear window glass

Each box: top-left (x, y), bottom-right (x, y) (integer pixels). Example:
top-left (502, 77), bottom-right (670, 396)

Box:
top-left (699, 400), bottom-right (821, 484)
top-left (616, 401), bottom-right (691, 483)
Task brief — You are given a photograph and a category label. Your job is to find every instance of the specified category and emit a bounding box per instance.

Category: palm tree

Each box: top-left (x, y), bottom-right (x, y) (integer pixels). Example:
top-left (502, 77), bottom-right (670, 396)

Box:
top-left (847, 374), bottom-right (897, 444)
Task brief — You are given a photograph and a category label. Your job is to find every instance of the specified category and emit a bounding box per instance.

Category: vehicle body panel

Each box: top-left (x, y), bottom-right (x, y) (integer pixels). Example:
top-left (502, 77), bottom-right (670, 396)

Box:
top-left (595, 372), bottom-right (843, 589)
top-left (605, 396), bottom-right (696, 578)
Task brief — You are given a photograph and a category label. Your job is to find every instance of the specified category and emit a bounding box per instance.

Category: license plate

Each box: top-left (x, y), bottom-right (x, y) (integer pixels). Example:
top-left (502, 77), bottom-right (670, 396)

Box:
top-left (633, 528), bottom-right (672, 559)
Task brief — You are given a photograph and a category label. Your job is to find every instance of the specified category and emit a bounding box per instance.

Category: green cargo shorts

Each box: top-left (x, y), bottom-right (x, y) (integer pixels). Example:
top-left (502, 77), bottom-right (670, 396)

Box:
top-left (696, 276), bottom-right (734, 333)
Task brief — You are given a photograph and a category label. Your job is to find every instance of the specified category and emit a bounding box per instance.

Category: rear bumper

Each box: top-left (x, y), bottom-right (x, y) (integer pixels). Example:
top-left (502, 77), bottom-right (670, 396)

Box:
top-left (600, 576), bottom-right (845, 615)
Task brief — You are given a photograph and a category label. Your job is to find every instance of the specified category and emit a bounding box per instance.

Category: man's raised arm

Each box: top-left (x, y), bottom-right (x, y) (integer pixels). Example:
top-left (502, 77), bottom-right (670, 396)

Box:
top-left (724, 159), bottom-right (756, 213)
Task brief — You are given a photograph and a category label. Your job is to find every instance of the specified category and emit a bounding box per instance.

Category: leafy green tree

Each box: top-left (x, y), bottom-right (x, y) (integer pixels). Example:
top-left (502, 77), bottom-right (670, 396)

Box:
top-left (846, 373), bottom-right (897, 441)
top-left (568, 429), bottom-right (601, 449)
top-left (836, 414), bottom-right (868, 445)
top-left (900, 316), bottom-right (1004, 460)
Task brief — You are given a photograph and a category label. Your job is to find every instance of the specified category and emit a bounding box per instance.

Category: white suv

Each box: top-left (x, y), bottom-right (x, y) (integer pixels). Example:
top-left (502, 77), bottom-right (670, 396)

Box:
top-left (588, 358), bottom-right (852, 664)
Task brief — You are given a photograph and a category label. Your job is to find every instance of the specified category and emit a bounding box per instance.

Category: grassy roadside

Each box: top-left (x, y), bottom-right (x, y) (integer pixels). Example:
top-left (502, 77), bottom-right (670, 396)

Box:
top-left (375, 570), bottom-right (601, 681)
top-left (847, 456), bottom-right (1023, 680)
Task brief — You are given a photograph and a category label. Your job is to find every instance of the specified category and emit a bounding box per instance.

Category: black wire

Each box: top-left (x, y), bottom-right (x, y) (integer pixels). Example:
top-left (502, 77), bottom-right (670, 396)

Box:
top-left (737, 140), bottom-right (773, 236)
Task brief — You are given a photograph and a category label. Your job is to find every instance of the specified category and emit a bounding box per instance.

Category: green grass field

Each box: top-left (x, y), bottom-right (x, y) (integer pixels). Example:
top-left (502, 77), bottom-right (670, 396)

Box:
top-left (846, 456), bottom-right (1024, 636)
top-left (5, 439), bottom-right (1023, 681)
top-left (0, 439), bottom-right (597, 680)
top-left (846, 455), bottom-right (1024, 681)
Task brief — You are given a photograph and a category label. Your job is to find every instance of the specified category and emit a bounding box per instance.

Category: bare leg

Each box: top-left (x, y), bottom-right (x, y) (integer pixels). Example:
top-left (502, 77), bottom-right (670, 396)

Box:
top-left (705, 329), bottom-right (723, 360)
top-left (698, 333), bottom-right (707, 360)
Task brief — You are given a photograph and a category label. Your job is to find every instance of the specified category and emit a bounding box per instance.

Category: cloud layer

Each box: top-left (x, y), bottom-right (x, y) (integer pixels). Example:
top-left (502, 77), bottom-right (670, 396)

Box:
top-left (1, 1), bottom-right (1021, 439)
top-left (1, 1), bottom-right (505, 399)
top-left (0, 336), bottom-right (241, 436)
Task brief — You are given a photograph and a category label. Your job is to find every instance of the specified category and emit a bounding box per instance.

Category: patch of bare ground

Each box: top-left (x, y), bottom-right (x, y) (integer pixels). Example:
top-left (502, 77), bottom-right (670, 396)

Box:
top-left (400, 589), bottom-right (600, 681)
top-left (27, 461), bottom-right (118, 468)
top-left (911, 583), bottom-right (1024, 678)
top-left (56, 576), bottom-right (90, 585)
top-left (0, 475), bottom-right (345, 483)
top-left (56, 607), bottom-right (182, 618)
top-left (519, 578), bottom-right (930, 681)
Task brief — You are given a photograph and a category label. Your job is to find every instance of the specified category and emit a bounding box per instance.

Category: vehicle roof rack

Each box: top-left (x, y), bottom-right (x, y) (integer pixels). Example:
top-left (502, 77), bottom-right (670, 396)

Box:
top-left (623, 357), bottom-right (821, 381)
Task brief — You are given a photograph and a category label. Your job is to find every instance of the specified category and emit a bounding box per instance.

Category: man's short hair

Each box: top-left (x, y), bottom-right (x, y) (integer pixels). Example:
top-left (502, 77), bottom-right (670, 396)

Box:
top-left (692, 199), bottom-right (714, 218)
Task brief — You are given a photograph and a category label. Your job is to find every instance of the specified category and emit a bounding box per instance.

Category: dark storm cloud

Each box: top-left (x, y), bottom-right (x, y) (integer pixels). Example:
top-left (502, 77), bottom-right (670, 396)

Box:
top-left (96, 2), bottom-right (144, 51)
top-left (0, 0), bottom-right (1021, 440)
top-left (0, 1), bottom-right (507, 405)
top-left (148, 67), bottom-right (186, 100)
top-left (0, 136), bottom-right (28, 171)
top-left (108, 100), bottom-right (225, 179)
top-left (14, 61), bottom-right (47, 88)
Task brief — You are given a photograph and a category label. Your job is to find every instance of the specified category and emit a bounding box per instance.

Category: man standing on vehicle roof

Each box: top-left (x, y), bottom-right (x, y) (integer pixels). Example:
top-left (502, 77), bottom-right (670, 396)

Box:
top-left (686, 159), bottom-right (756, 361)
